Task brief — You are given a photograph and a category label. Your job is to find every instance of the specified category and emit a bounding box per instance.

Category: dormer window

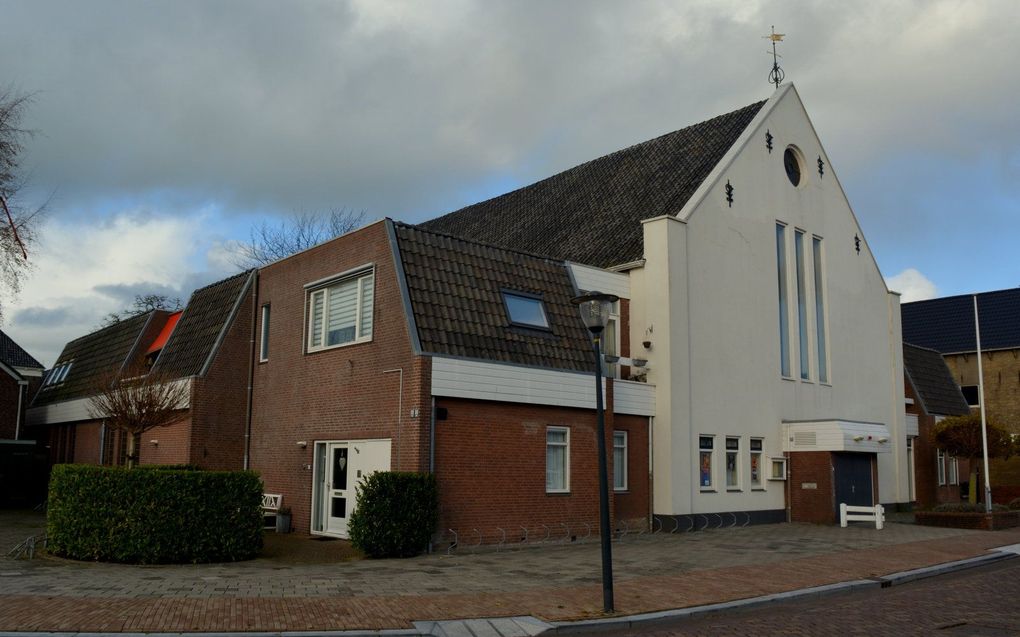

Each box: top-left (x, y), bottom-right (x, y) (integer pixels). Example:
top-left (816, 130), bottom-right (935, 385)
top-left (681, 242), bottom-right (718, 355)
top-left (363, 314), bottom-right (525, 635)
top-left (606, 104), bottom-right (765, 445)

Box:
top-left (44, 361), bottom-right (73, 387)
top-left (502, 291), bottom-right (550, 329)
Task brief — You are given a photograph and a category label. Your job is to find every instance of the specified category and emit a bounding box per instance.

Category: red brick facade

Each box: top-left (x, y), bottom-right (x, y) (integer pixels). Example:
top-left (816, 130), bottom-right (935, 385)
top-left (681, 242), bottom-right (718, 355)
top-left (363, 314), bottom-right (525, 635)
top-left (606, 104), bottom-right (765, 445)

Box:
top-left (788, 451), bottom-right (835, 523)
top-left (906, 377), bottom-right (969, 509)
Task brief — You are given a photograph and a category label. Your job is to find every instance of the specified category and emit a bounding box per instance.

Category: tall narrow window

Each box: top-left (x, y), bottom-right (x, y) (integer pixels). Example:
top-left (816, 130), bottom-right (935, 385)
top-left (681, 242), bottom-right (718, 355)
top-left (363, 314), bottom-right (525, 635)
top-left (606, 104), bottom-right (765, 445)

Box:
top-left (776, 224), bottom-right (790, 376)
top-left (613, 431), bottom-right (628, 491)
top-left (546, 427), bottom-right (570, 493)
top-left (937, 449), bottom-right (946, 486)
top-left (699, 436), bottom-right (714, 489)
top-left (812, 237), bottom-right (828, 383)
top-left (795, 230), bottom-right (809, 380)
top-left (604, 301), bottom-right (620, 378)
top-left (749, 438), bottom-right (763, 489)
top-left (725, 437), bottom-right (740, 489)
top-left (259, 304), bottom-right (271, 362)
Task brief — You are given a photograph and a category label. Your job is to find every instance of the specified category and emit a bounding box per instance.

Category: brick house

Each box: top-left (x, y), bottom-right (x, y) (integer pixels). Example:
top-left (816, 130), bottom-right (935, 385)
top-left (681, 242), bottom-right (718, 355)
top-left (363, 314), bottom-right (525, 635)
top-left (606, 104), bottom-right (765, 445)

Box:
top-left (250, 220), bottom-right (654, 541)
top-left (902, 288), bottom-right (1020, 502)
top-left (903, 343), bottom-right (971, 508)
top-left (0, 329), bottom-right (44, 440)
top-left (27, 271), bottom-right (255, 469)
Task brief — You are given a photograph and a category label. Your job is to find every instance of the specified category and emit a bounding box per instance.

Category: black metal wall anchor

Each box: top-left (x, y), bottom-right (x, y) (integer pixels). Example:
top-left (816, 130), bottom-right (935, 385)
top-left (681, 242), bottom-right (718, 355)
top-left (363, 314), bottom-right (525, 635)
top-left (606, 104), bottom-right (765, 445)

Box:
top-left (725, 180), bottom-right (734, 207)
top-left (766, 130), bottom-right (774, 153)
top-left (817, 156), bottom-right (825, 177)
top-left (854, 233), bottom-right (861, 254)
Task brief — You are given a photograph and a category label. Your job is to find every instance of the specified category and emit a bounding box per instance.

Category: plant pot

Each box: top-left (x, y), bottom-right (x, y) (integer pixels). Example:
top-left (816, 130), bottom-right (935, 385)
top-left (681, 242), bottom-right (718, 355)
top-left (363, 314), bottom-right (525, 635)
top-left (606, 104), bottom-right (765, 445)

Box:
top-left (276, 513), bottom-right (292, 534)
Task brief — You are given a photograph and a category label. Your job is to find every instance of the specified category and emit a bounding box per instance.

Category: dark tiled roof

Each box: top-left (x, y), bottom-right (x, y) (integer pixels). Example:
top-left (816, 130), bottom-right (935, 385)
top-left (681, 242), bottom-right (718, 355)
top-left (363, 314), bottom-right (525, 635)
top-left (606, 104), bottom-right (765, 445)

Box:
top-left (903, 343), bottom-right (970, 417)
top-left (151, 271), bottom-right (253, 379)
top-left (420, 100), bottom-right (766, 268)
top-left (0, 329), bottom-right (43, 370)
top-left (901, 288), bottom-right (1020, 354)
top-left (30, 311), bottom-right (161, 407)
top-left (394, 223), bottom-right (594, 372)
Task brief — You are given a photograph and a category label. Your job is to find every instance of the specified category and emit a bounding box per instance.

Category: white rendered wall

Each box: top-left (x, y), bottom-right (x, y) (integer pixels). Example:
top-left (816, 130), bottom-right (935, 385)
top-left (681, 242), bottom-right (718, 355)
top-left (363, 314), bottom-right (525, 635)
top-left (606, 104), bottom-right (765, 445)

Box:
top-left (635, 84), bottom-right (906, 516)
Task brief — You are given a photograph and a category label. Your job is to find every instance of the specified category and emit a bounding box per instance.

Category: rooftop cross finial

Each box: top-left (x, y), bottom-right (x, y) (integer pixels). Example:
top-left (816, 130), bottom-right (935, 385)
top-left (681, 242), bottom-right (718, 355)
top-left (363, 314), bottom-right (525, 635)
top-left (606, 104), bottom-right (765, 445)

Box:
top-left (764, 25), bottom-right (786, 89)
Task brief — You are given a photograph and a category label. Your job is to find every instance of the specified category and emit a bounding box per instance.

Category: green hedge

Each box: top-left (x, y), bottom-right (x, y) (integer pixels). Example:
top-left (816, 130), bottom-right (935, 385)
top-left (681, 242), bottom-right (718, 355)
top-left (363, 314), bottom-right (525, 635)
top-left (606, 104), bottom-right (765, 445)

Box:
top-left (47, 464), bottom-right (263, 564)
top-left (348, 472), bottom-right (438, 558)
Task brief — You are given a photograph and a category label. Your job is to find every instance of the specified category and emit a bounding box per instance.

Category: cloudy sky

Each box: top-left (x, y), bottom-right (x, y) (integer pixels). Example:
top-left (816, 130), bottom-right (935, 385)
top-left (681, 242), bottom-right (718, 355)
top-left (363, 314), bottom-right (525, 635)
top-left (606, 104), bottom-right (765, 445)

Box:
top-left (2, 0), bottom-right (1019, 366)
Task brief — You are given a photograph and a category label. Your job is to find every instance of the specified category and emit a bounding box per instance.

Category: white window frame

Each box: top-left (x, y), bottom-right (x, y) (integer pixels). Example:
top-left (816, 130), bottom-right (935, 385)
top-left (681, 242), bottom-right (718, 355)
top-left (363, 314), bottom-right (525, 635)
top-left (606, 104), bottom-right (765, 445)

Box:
top-left (776, 222), bottom-right (791, 377)
top-left (546, 426), bottom-right (570, 494)
top-left (937, 449), bottom-right (947, 486)
top-left (749, 438), bottom-right (764, 490)
top-left (603, 301), bottom-right (621, 379)
top-left (769, 456), bottom-right (788, 481)
top-left (948, 455), bottom-right (959, 485)
top-left (613, 430), bottom-right (628, 492)
top-left (725, 436), bottom-right (741, 490)
top-left (794, 229), bottom-right (810, 381)
top-left (306, 268), bottom-right (375, 353)
top-left (699, 435), bottom-right (715, 491)
top-left (259, 304), bottom-right (271, 362)
top-left (812, 236), bottom-right (829, 384)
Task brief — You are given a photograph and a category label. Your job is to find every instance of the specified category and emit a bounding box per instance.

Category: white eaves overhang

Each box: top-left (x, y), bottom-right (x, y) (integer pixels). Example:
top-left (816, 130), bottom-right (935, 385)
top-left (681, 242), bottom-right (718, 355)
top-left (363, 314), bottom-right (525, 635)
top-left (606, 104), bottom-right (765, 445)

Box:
top-left (782, 420), bottom-right (892, 454)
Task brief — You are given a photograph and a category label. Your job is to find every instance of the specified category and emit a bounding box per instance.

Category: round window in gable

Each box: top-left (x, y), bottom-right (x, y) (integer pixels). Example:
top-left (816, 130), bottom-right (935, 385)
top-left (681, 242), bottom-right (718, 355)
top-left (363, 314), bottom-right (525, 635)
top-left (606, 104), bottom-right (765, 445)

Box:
top-left (784, 146), bottom-right (804, 187)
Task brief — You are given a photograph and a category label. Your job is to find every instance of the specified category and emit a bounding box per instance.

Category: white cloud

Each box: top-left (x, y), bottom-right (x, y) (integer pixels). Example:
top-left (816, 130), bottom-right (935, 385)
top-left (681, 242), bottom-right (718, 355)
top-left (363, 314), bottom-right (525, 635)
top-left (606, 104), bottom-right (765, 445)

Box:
top-left (3, 209), bottom-right (239, 366)
top-left (887, 268), bottom-right (938, 303)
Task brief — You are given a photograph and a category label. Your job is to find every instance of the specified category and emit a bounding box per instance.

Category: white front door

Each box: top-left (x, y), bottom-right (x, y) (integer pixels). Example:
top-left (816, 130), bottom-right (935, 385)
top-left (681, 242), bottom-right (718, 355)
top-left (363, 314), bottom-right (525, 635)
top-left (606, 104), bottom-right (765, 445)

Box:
top-left (312, 439), bottom-right (391, 538)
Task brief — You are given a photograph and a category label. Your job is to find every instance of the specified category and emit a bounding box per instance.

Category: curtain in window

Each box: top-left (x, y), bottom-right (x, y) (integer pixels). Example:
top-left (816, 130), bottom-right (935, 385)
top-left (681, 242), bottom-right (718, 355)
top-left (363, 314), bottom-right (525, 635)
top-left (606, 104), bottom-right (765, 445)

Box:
top-left (359, 275), bottom-right (374, 339)
top-left (327, 278), bottom-right (359, 345)
top-left (546, 430), bottom-right (567, 490)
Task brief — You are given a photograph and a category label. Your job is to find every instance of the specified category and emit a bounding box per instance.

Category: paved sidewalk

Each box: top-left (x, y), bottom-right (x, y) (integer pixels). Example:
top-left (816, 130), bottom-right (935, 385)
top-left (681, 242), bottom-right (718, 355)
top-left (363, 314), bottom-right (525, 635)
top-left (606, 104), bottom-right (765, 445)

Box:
top-left (2, 510), bottom-right (1020, 633)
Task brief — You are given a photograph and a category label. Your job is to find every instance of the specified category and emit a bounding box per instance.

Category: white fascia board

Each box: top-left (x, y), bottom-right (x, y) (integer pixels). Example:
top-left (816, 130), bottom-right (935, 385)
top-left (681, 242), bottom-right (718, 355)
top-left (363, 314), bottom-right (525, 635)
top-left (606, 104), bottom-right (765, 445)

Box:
top-left (26, 378), bottom-right (192, 426)
top-left (566, 262), bottom-right (631, 299)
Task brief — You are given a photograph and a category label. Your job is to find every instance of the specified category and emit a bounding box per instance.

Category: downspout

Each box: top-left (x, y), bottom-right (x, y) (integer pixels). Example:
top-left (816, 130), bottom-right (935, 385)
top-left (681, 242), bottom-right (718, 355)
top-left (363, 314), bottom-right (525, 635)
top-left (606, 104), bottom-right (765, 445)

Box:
top-left (383, 368), bottom-right (403, 467)
top-left (243, 271), bottom-right (259, 470)
top-left (14, 380), bottom-right (27, 440)
top-left (429, 395), bottom-right (436, 473)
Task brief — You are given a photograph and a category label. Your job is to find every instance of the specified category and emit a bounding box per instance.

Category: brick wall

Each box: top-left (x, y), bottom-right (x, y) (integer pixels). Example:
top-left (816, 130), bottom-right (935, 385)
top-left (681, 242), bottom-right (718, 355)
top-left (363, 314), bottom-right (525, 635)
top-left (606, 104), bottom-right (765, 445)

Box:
top-left (434, 396), bottom-right (649, 543)
top-left (250, 222), bottom-right (428, 534)
top-left (788, 451), bottom-right (834, 523)
top-left (137, 416), bottom-right (192, 465)
top-left (189, 282), bottom-right (254, 471)
top-left (0, 375), bottom-right (21, 439)
top-left (72, 421), bottom-right (103, 464)
top-left (945, 349), bottom-right (1020, 487)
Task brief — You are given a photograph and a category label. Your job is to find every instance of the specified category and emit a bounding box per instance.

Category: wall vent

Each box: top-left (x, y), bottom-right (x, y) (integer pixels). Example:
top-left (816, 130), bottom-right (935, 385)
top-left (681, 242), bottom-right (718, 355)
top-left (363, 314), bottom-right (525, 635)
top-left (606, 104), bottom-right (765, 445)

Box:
top-left (793, 431), bottom-right (817, 447)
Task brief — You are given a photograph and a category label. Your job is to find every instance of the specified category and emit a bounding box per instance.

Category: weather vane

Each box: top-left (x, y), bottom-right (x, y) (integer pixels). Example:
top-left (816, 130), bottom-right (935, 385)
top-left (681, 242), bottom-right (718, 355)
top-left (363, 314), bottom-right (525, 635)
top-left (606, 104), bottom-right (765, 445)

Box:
top-left (764, 25), bottom-right (785, 88)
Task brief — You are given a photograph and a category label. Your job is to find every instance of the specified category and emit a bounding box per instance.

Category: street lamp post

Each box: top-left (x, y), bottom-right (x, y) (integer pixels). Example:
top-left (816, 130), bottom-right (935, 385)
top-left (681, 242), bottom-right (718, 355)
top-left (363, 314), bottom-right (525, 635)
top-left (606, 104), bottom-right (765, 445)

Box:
top-left (571, 290), bottom-right (619, 614)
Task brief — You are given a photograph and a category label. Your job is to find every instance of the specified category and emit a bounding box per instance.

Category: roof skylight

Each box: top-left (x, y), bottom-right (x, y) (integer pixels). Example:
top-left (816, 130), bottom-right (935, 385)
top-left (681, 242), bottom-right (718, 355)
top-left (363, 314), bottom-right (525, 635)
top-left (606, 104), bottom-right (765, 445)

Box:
top-left (502, 291), bottom-right (550, 329)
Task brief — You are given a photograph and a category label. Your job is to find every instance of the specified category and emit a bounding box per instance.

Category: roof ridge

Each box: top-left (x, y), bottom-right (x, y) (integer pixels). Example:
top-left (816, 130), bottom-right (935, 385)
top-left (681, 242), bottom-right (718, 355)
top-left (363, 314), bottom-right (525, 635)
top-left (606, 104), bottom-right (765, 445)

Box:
top-left (187, 269), bottom-right (254, 295)
top-left (60, 309), bottom-right (158, 351)
top-left (395, 220), bottom-right (571, 266)
top-left (902, 287), bottom-right (1020, 306)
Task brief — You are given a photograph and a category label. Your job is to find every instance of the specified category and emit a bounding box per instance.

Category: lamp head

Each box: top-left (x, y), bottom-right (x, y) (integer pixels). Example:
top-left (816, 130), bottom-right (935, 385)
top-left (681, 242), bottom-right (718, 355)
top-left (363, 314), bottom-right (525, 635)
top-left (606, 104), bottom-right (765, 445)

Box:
top-left (571, 291), bottom-right (619, 335)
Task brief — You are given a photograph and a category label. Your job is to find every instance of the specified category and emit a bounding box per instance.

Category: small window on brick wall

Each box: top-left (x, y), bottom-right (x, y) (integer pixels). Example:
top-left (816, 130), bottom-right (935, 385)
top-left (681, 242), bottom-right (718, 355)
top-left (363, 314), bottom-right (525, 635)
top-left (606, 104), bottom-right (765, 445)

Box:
top-left (546, 427), bottom-right (570, 493)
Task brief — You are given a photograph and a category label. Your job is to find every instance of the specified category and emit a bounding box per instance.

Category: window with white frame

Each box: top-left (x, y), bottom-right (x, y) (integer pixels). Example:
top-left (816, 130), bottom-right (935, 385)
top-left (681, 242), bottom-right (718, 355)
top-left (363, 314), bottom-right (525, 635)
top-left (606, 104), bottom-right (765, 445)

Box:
top-left (725, 437), bottom-right (740, 489)
top-left (812, 236), bottom-right (828, 383)
top-left (749, 438), bottom-right (764, 489)
top-left (546, 427), bottom-right (570, 493)
top-left (259, 304), bottom-right (271, 362)
top-left (613, 430), bottom-right (628, 491)
top-left (948, 455), bottom-right (959, 485)
top-left (937, 449), bottom-right (947, 486)
top-left (776, 223), bottom-right (791, 377)
top-left (770, 456), bottom-right (787, 480)
top-left (503, 291), bottom-right (550, 329)
top-left (699, 436), bottom-right (714, 489)
top-left (43, 361), bottom-right (73, 387)
top-left (603, 301), bottom-right (621, 378)
top-left (307, 269), bottom-right (374, 352)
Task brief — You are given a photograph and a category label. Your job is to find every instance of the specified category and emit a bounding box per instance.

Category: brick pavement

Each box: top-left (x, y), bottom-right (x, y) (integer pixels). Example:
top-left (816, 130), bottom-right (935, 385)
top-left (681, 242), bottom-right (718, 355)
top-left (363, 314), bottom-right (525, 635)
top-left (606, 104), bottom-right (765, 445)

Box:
top-left (3, 510), bottom-right (1020, 632)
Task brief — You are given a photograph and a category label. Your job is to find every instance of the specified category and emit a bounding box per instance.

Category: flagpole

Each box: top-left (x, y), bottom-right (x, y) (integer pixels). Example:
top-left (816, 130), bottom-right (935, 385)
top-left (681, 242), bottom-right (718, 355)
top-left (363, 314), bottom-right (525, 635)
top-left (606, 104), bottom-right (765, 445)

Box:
top-left (973, 294), bottom-right (992, 513)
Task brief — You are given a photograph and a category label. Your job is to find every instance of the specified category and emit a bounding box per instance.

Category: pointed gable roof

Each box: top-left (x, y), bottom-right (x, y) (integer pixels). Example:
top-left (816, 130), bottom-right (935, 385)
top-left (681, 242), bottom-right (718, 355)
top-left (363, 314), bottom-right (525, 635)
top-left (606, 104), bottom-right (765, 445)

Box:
top-left (150, 270), bottom-right (253, 379)
top-left (903, 343), bottom-right (970, 417)
top-left (420, 99), bottom-right (766, 268)
top-left (902, 288), bottom-right (1020, 354)
top-left (0, 329), bottom-right (43, 370)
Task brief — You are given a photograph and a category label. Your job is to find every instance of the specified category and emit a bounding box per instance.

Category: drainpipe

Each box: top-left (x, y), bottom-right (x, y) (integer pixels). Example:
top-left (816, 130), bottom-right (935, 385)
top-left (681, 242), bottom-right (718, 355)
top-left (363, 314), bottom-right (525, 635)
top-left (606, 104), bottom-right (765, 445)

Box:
top-left (243, 271), bottom-right (259, 470)
top-left (429, 396), bottom-right (436, 473)
top-left (14, 380), bottom-right (27, 440)
top-left (383, 368), bottom-right (403, 467)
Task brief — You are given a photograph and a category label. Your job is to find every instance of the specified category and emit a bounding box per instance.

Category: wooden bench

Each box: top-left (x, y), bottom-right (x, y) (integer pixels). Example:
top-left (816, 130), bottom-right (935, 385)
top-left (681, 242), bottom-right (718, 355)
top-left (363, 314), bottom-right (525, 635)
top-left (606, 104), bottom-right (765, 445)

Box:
top-left (262, 493), bottom-right (282, 530)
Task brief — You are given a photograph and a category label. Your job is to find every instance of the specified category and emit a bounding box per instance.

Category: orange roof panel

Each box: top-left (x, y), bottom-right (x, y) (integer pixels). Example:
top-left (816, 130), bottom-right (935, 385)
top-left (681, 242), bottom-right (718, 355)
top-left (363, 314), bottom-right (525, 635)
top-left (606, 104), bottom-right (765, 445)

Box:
top-left (146, 311), bottom-right (182, 355)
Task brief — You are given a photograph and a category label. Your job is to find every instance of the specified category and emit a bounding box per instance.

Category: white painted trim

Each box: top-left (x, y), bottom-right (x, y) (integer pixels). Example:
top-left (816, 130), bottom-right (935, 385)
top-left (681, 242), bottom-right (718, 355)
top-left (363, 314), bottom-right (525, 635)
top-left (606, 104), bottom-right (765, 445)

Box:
top-left (303, 262), bottom-right (375, 290)
top-left (546, 426), bottom-right (570, 493)
top-left (566, 262), bottom-right (631, 299)
top-left (613, 379), bottom-right (656, 416)
top-left (782, 420), bottom-right (892, 453)
top-left (905, 413), bottom-right (919, 438)
top-left (12, 366), bottom-right (42, 378)
top-left (26, 378), bottom-right (192, 426)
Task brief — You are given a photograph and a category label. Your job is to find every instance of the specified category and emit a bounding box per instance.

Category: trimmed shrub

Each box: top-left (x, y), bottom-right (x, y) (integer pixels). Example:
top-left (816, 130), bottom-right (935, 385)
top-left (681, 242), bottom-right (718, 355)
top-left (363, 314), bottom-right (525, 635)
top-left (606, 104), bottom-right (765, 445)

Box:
top-left (932, 502), bottom-right (1007, 513)
top-left (348, 472), bottom-right (438, 558)
top-left (1009, 498), bottom-right (1020, 511)
top-left (47, 464), bottom-right (263, 564)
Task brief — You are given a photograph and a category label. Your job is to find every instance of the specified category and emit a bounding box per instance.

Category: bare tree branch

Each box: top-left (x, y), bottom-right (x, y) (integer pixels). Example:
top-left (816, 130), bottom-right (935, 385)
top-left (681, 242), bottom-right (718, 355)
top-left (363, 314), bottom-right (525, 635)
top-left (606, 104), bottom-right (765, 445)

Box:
top-left (231, 207), bottom-right (367, 269)
top-left (99, 294), bottom-right (184, 328)
top-left (87, 366), bottom-right (190, 468)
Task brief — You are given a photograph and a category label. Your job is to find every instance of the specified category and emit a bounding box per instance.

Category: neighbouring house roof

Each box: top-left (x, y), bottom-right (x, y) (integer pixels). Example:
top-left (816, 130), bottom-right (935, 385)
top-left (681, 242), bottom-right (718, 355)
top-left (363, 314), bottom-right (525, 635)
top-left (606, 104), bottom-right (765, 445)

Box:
top-left (150, 270), bottom-right (253, 379)
top-left (0, 329), bottom-right (43, 371)
top-left (31, 311), bottom-right (162, 407)
top-left (901, 288), bottom-right (1020, 354)
top-left (419, 99), bottom-right (766, 269)
top-left (393, 222), bottom-right (594, 372)
top-left (903, 343), bottom-right (970, 417)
